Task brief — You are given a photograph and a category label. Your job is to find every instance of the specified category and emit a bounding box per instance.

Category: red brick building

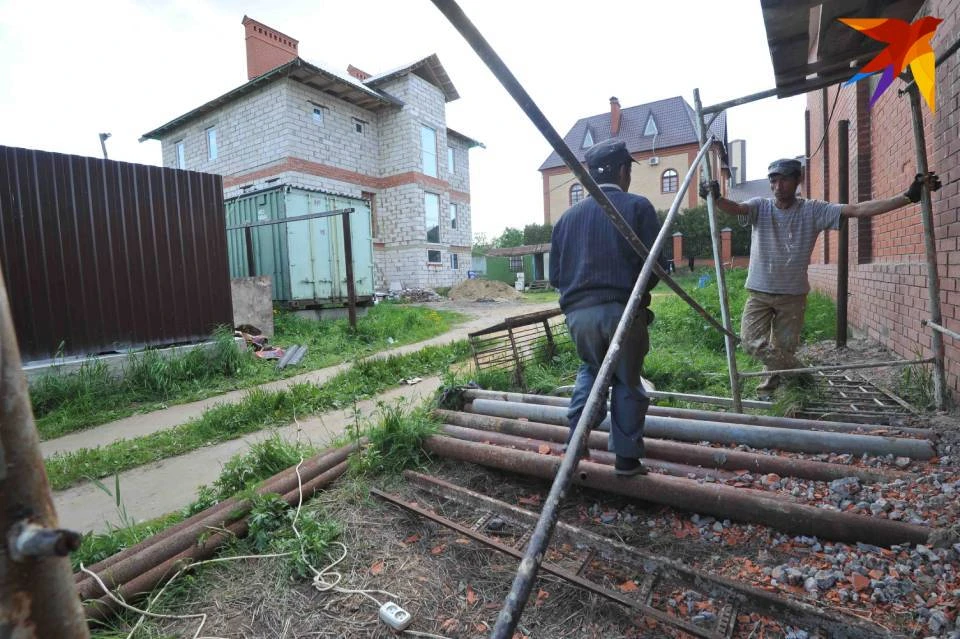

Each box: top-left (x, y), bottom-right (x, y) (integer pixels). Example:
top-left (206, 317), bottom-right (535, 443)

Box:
top-left (802, 0), bottom-right (959, 398)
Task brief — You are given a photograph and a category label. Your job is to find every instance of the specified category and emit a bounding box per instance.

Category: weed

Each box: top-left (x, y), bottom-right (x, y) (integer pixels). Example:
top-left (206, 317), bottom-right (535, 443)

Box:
top-left (352, 401), bottom-right (439, 476)
top-left (45, 342), bottom-right (470, 490)
top-left (245, 493), bottom-right (340, 578)
top-left (898, 362), bottom-right (934, 408)
top-left (33, 306), bottom-right (463, 439)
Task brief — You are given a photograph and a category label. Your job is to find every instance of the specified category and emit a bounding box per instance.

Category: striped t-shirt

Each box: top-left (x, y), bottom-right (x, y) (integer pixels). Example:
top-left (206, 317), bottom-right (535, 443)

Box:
top-left (741, 197), bottom-right (842, 295)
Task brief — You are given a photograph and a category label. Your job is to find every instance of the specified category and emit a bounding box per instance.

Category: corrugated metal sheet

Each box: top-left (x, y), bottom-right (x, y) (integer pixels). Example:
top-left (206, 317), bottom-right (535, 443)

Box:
top-left (225, 186), bottom-right (375, 305)
top-left (0, 145), bottom-right (232, 362)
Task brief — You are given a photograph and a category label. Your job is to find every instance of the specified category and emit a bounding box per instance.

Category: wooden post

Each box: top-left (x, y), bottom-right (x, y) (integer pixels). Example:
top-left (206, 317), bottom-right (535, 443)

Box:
top-left (837, 119), bottom-right (850, 348)
top-left (341, 210), bottom-right (357, 330)
top-left (0, 267), bottom-right (89, 638)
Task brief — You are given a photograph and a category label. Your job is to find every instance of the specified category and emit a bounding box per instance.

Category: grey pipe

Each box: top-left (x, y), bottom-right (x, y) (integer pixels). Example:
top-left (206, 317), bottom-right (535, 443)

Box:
top-left (466, 398), bottom-right (934, 460)
top-left (461, 389), bottom-right (935, 438)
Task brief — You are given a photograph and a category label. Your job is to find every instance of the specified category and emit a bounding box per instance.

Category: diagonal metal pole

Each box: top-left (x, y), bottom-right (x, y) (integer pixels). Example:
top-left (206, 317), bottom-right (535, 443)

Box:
top-left (488, 138), bottom-right (715, 638)
top-left (693, 89), bottom-right (742, 412)
top-left (429, 0), bottom-right (738, 343)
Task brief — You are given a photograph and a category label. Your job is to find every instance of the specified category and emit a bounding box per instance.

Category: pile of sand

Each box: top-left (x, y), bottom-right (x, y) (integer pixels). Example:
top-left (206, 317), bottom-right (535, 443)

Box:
top-left (448, 278), bottom-right (522, 302)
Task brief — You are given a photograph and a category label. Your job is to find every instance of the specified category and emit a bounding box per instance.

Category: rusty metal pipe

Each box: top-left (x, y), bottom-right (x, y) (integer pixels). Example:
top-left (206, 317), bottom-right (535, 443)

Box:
top-left (435, 410), bottom-right (907, 484)
top-left (77, 441), bottom-right (359, 599)
top-left (85, 459), bottom-right (349, 621)
top-left (439, 424), bottom-right (738, 481)
top-left (0, 267), bottom-right (89, 637)
top-left (466, 398), bottom-right (935, 460)
top-left (423, 436), bottom-right (932, 547)
top-left (461, 389), bottom-right (935, 438)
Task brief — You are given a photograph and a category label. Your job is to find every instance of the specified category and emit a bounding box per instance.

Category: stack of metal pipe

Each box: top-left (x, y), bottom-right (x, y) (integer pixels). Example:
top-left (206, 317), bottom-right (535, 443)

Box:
top-left (77, 439), bottom-right (362, 621)
top-left (425, 390), bottom-right (939, 547)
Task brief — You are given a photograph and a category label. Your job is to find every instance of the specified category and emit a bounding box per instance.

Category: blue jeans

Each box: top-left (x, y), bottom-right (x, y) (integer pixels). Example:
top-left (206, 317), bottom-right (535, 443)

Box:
top-left (565, 302), bottom-right (650, 459)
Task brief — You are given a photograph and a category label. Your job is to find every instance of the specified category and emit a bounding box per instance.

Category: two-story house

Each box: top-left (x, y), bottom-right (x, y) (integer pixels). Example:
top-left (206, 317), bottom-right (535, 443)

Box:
top-left (141, 16), bottom-right (482, 292)
top-left (539, 96), bottom-right (728, 224)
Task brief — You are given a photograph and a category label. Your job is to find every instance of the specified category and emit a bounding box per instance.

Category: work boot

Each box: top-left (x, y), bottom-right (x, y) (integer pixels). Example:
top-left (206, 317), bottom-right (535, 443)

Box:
top-left (614, 456), bottom-right (649, 476)
top-left (755, 374), bottom-right (781, 392)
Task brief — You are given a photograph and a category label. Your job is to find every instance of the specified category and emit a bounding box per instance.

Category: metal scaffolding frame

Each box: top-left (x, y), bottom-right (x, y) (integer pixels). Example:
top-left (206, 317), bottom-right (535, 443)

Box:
top-left (430, 0), bottom-right (956, 635)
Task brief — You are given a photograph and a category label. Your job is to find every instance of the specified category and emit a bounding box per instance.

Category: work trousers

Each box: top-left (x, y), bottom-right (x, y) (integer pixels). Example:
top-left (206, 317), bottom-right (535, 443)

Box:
top-left (565, 302), bottom-right (650, 459)
top-left (740, 290), bottom-right (807, 372)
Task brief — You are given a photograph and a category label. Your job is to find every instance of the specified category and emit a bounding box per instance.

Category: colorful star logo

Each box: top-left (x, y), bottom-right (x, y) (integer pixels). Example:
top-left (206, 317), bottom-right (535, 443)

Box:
top-left (839, 15), bottom-right (942, 111)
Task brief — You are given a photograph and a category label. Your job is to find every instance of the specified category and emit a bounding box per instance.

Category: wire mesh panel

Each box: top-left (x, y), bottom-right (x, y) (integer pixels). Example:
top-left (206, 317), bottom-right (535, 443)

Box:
top-left (468, 308), bottom-right (567, 388)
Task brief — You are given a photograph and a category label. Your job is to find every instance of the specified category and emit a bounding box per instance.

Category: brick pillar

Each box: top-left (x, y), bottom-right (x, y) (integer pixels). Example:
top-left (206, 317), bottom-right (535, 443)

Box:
top-left (720, 228), bottom-right (732, 267)
top-left (672, 232), bottom-right (683, 269)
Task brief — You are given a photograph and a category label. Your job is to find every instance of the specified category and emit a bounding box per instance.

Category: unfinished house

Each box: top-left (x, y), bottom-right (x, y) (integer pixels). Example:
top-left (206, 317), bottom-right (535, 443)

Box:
top-left (539, 96), bottom-right (729, 224)
top-left (141, 16), bottom-right (483, 293)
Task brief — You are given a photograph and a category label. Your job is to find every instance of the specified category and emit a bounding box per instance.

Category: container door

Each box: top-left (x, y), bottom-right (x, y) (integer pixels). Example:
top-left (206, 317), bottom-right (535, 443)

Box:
top-left (286, 192), bottom-right (333, 301)
top-left (224, 188), bottom-right (290, 301)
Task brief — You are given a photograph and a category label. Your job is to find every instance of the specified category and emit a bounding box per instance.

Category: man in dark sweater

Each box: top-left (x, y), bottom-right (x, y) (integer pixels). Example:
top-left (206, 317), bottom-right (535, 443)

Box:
top-left (549, 139), bottom-right (665, 476)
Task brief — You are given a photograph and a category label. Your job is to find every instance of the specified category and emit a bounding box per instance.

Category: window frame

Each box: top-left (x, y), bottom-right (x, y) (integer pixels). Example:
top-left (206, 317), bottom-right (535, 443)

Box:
top-left (205, 126), bottom-right (218, 161)
top-left (450, 253), bottom-right (459, 270)
top-left (311, 103), bottom-right (326, 125)
top-left (352, 117), bottom-right (366, 134)
top-left (427, 249), bottom-right (442, 264)
top-left (175, 140), bottom-right (186, 169)
top-left (582, 129), bottom-right (594, 148)
top-left (421, 125), bottom-right (438, 177)
top-left (449, 202), bottom-right (458, 229)
top-left (509, 256), bottom-right (523, 272)
top-left (661, 169), bottom-right (679, 193)
top-left (424, 192), bottom-right (441, 244)
top-left (447, 146), bottom-right (455, 173)
top-left (569, 183), bottom-right (584, 206)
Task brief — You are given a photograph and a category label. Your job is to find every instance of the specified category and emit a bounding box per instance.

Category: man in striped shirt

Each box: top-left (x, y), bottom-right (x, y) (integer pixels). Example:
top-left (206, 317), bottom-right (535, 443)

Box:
top-left (701, 159), bottom-right (941, 393)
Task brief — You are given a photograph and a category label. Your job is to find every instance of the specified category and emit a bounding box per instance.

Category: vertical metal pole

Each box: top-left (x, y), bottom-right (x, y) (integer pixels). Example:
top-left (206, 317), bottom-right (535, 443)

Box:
top-left (0, 268), bottom-right (90, 638)
top-left (837, 120), bottom-right (850, 348)
top-left (906, 86), bottom-right (946, 410)
top-left (341, 211), bottom-right (357, 330)
top-left (244, 225), bottom-right (256, 277)
top-left (693, 89), bottom-right (742, 413)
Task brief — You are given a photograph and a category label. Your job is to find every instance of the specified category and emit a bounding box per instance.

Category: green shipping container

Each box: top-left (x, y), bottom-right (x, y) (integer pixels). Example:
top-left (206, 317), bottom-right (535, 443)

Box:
top-left (225, 186), bottom-right (375, 306)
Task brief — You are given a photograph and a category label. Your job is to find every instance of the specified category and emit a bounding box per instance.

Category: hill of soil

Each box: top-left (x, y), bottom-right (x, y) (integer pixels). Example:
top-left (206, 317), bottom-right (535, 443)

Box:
top-left (448, 279), bottom-right (522, 302)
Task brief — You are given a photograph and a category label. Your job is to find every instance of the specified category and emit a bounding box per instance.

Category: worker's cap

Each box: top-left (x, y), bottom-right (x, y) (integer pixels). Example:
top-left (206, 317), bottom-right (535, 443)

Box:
top-left (585, 139), bottom-right (638, 172)
top-left (767, 158), bottom-right (803, 178)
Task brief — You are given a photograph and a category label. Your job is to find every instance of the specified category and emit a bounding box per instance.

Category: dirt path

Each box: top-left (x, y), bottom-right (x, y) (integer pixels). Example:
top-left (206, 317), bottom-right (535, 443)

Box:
top-left (50, 299), bottom-right (557, 533)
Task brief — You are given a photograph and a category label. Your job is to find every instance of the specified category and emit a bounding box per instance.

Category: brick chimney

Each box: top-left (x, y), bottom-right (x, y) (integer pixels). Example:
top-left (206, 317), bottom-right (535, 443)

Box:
top-left (610, 97), bottom-right (622, 136)
top-left (347, 64), bottom-right (372, 81)
top-left (242, 15), bottom-right (299, 81)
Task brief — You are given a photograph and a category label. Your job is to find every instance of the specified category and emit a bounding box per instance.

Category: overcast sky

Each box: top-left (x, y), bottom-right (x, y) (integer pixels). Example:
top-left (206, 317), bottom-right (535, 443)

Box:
top-left (0, 0), bottom-right (804, 239)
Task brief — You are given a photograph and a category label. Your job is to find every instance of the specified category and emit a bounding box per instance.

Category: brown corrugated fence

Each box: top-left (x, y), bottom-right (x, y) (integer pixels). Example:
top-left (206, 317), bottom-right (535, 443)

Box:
top-left (0, 145), bottom-right (232, 362)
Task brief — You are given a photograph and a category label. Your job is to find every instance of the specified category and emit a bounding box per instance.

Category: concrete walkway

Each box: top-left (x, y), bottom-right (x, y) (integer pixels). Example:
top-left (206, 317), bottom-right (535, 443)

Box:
top-left (48, 300), bottom-right (558, 533)
top-left (42, 301), bottom-right (557, 458)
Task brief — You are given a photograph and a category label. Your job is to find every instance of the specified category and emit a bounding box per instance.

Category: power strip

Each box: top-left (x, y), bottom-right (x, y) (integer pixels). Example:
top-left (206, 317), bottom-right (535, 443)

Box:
top-left (378, 601), bottom-right (413, 632)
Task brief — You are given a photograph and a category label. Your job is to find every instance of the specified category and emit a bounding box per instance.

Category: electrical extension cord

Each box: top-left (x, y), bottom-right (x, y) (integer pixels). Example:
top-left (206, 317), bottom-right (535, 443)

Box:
top-left (378, 601), bottom-right (413, 632)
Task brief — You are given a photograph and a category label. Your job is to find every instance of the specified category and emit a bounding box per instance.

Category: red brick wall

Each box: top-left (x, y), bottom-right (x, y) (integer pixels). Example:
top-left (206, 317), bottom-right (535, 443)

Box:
top-left (807, 0), bottom-right (960, 397)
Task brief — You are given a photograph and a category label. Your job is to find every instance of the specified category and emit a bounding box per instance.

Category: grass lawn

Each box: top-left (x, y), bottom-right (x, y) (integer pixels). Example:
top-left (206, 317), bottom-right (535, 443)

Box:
top-left (32, 303), bottom-right (465, 440)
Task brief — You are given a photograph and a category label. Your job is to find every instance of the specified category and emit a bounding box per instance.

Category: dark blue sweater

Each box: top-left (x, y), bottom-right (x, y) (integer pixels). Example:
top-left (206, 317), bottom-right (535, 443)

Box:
top-left (549, 185), bottom-right (665, 313)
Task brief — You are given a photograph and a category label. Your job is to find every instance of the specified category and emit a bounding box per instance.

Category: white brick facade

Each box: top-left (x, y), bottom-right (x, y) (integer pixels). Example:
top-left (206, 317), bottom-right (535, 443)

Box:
top-left (155, 64), bottom-right (478, 292)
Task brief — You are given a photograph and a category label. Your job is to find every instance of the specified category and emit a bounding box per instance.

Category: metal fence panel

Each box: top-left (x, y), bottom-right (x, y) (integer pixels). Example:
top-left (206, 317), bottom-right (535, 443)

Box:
top-left (0, 145), bottom-right (232, 362)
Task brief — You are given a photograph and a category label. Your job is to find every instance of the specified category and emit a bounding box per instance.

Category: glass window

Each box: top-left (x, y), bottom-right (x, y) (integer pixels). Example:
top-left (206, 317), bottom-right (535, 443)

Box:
top-left (425, 193), bottom-right (440, 243)
top-left (447, 146), bottom-right (455, 173)
top-left (353, 118), bottom-right (365, 134)
top-left (175, 141), bottom-right (186, 169)
top-left (428, 249), bottom-right (442, 263)
top-left (569, 184), bottom-right (584, 205)
top-left (421, 126), bottom-right (437, 177)
top-left (312, 106), bottom-right (324, 125)
top-left (661, 169), bottom-right (679, 193)
top-left (450, 253), bottom-right (459, 269)
top-left (206, 127), bottom-right (218, 161)
top-left (644, 115), bottom-right (658, 136)
top-left (449, 203), bottom-right (457, 229)
top-left (582, 129), bottom-right (594, 148)
top-left (509, 256), bottom-right (523, 272)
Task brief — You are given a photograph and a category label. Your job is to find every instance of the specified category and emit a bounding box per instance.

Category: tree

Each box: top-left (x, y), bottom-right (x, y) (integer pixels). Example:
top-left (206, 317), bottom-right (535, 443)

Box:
top-left (656, 205), bottom-right (750, 258)
top-left (473, 232), bottom-right (490, 254)
top-left (492, 227), bottom-right (524, 248)
top-left (522, 223), bottom-right (553, 245)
